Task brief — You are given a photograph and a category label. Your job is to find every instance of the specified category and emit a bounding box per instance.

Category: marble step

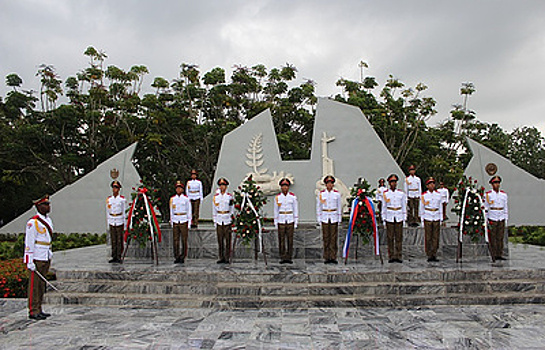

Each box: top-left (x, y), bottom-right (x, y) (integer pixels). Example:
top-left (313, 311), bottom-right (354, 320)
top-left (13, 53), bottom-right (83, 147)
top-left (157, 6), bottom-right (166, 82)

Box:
top-left (45, 291), bottom-right (545, 309)
top-left (51, 278), bottom-right (545, 297)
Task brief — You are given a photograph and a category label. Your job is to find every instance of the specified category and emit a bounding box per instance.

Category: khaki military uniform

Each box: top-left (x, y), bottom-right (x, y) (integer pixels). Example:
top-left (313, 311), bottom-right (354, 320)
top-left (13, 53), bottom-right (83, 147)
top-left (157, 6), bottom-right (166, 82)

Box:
top-left (274, 192), bottom-right (299, 261)
top-left (213, 191), bottom-right (234, 262)
top-left (420, 190), bottom-right (443, 259)
top-left (106, 195), bottom-right (127, 261)
top-left (170, 194), bottom-right (192, 261)
top-left (484, 190), bottom-right (508, 258)
top-left (316, 189), bottom-right (342, 261)
top-left (382, 189), bottom-right (407, 260)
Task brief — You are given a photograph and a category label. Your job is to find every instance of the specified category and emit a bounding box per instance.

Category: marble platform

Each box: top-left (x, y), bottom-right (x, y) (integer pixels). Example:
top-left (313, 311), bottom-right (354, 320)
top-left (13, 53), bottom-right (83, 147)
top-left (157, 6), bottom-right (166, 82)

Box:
top-left (122, 224), bottom-right (508, 262)
top-left (44, 242), bottom-right (543, 310)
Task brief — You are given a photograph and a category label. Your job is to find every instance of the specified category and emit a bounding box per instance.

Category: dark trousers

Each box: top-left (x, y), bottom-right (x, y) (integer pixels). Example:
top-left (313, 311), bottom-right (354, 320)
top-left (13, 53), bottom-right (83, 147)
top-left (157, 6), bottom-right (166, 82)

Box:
top-left (28, 260), bottom-right (50, 316)
top-left (386, 221), bottom-right (403, 259)
top-left (424, 220), bottom-right (441, 258)
top-left (488, 219), bottom-right (506, 258)
top-left (190, 199), bottom-right (200, 226)
top-left (408, 197), bottom-right (420, 225)
top-left (321, 222), bottom-right (338, 261)
top-left (173, 222), bottom-right (189, 260)
top-left (278, 223), bottom-right (295, 260)
top-left (216, 224), bottom-right (232, 261)
top-left (109, 224), bottom-right (124, 260)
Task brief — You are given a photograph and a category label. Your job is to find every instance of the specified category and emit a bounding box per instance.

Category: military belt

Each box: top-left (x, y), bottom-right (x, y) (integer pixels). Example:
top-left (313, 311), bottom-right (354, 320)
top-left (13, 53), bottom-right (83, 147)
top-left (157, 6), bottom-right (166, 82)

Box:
top-left (279, 211), bottom-right (293, 214)
top-left (110, 213), bottom-right (122, 217)
top-left (322, 209), bottom-right (337, 212)
top-left (217, 211), bottom-right (230, 214)
top-left (173, 212), bottom-right (187, 215)
top-left (189, 190), bottom-right (199, 193)
top-left (490, 207), bottom-right (504, 210)
top-left (409, 189), bottom-right (419, 191)
top-left (387, 207), bottom-right (401, 211)
top-left (35, 241), bottom-right (51, 246)
top-left (425, 208), bottom-right (439, 212)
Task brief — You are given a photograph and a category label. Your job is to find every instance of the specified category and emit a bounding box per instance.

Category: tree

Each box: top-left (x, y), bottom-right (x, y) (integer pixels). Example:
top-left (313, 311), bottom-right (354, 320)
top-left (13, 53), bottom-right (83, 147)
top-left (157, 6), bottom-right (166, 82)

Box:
top-left (5, 74), bottom-right (23, 91)
top-left (509, 126), bottom-right (545, 179)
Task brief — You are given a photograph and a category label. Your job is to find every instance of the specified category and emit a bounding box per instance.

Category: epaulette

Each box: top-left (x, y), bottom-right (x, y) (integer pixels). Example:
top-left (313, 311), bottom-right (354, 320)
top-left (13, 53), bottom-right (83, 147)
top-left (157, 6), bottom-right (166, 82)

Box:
top-left (289, 192), bottom-right (295, 196)
top-left (333, 189), bottom-right (339, 192)
top-left (171, 195), bottom-right (176, 199)
top-left (320, 189), bottom-right (326, 192)
top-left (486, 190), bottom-right (492, 193)
top-left (384, 189), bottom-right (389, 193)
top-left (422, 191), bottom-right (428, 195)
top-left (120, 195), bottom-right (125, 199)
top-left (107, 195), bottom-right (112, 199)
top-left (500, 190), bottom-right (506, 193)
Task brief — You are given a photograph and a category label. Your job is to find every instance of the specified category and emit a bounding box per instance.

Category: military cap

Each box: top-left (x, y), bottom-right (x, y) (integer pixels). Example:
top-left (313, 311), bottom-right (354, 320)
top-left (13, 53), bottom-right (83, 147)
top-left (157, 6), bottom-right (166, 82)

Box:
top-left (323, 175), bottom-right (335, 184)
top-left (33, 194), bottom-right (50, 206)
top-left (489, 175), bottom-right (502, 184)
top-left (217, 177), bottom-right (229, 186)
top-left (175, 180), bottom-right (184, 188)
top-left (111, 180), bottom-right (122, 188)
top-left (378, 178), bottom-right (385, 183)
top-left (426, 177), bottom-right (436, 185)
top-left (387, 174), bottom-right (399, 182)
top-left (279, 178), bottom-right (291, 186)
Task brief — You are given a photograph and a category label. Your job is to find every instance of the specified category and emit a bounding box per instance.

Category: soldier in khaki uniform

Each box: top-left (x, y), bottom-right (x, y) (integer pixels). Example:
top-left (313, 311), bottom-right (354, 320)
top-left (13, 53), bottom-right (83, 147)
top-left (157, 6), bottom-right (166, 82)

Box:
top-left (170, 180), bottom-right (192, 264)
top-left (420, 177), bottom-right (443, 262)
top-left (24, 195), bottom-right (53, 320)
top-left (404, 165), bottom-right (422, 227)
top-left (186, 169), bottom-right (203, 228)
top-left (316, 175), bottom-right (342, 264)
top-left (274, 178), bottom-right (299, 264)
top-left (212, 178), bottom-right (234, 264)
top-left (382, 174), bottom-right (407, 263)
top-left (106, 181), bottom-right (126, 263)
top-left (484, 176), bottom-right (508, 260)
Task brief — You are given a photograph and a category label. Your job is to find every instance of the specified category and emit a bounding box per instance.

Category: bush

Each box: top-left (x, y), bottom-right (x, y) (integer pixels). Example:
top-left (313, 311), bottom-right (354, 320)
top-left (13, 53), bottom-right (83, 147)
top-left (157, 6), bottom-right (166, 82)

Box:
top-left (509, 226), bottom-right (545, 246)
top-left (0, 259), bottom-right (29, 298)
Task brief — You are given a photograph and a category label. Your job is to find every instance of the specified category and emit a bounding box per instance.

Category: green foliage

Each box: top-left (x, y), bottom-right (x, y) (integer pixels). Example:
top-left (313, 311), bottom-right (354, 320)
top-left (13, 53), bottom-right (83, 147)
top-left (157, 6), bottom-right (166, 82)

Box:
top-left (451, 176), bottom-right (486, 242)
top-left (0, 258), bottom-right (28, 298)
top-left (347, 179), bottom-right (377, 245)
top-left (509, 226), bottom-right (545, 246)
top-left (233, 176), bottom-right (267, 247)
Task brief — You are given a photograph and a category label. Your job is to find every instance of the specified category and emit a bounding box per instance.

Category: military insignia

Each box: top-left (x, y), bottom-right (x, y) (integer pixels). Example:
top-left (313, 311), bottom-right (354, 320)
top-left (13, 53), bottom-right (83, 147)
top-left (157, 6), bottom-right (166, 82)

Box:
top-left (485, 163), bottom-right (497, 176)
top-left (110, 168), bottom-right (120, 179)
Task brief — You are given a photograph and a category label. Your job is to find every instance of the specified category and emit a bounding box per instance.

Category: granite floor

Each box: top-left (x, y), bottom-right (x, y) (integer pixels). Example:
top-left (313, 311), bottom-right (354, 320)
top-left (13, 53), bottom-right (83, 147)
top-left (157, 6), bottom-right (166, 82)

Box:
top-left (1, 301), bottom-right (545, 349)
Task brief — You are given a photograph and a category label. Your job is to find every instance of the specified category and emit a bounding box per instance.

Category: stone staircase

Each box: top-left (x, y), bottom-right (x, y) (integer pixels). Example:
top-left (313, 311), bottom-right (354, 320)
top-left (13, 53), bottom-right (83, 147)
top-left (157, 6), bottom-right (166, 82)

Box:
top-left (46, 264), bottom-right (545, 309)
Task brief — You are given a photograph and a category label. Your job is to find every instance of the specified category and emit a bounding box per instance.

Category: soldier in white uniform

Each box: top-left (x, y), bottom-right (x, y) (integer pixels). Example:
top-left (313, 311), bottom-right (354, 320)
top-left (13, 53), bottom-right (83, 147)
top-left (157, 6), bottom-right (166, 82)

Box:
top-left (106, 180), bottom-right (126, 263)
top-left (212, 178), bottom-right (234, 264)
top-left (274, 178), bottom-right (299, 264)
top-left (376, 178), bottom-right (387, 224)
top-left (316, 175), bottom-right (342, 264)
top-left (382, 174), bottom-right (407, 263)
top-left (484, 175), bottom-right (508, 260)
top-left (170, 180), bottom-right (192, 264)
top-left (420, 177), bottom-right (443, 262)
top-left (404, 165), bottom-right (422, 227)
top-left (186, 169), bottom-right (203, 228)
top-left (437, 181), bottom-right (450, 224)
top-left (24, 195), bottom-right (53, 320)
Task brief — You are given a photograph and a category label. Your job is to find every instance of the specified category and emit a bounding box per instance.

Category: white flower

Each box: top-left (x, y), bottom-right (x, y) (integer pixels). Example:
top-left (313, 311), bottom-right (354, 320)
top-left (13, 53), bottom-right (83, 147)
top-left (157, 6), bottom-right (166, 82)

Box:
top-left (474, 207), bottom-right (479, 210)
top-left (474, 221), bottom-right (478, 225)
top-left (465, 221), bottom-right (469, 225)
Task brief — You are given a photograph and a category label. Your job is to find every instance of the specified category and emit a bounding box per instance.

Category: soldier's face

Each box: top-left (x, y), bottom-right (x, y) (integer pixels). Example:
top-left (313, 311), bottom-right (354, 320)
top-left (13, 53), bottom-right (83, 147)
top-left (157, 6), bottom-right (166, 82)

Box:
top-left (409, 170), bottom-right (415, 175)
top-left (281, 184), bottom-right (289, 194)
top-left (219, 184), bottom-right (227, 192)
top-left (176, 186), bottom-right (183, 195)
top-left (326, 182), bottom-right (334, 191)
top-left (492, 181), bottom-right (500, 191)
top-left (191, 174), bottom-right (197, 180)
top-left (427, 182), bottom-right (436, 191)
top-left (389, 180), bottom-right (397, 189)
top-left (112, 186), bottom-right (120, 195)
top-left (37, 202), bottom-right (50, 215)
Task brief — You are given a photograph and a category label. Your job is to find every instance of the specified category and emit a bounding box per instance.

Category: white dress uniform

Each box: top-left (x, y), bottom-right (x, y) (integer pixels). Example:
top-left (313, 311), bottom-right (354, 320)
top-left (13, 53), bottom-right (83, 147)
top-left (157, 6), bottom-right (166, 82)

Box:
top-left (170, 194), bottom-right (192, 224)
top-left (274, 192), bottom-right (299, 228)
top-left (419, 190), bottom-right (443, 223)
top-left (316, 189), bottom-right (342, 223)
top-left (212, 192), bottom-right (234, 225)
top-left (438, 187), bottom-right (450, 205)
top-left (376, 186), bottom-right (387, 203)
top-left (24, 213), bottom-right (53, 265)
top-left (381, 189), bottom-right (407, 223)
top-left (484, 190), bottom-right (508, 222)
top-left (404, 175), bottom-right (422, 198)
top-left (186, 180), bottom-right (203, 201)
top-left (106, 195), bottom-right (127, 227)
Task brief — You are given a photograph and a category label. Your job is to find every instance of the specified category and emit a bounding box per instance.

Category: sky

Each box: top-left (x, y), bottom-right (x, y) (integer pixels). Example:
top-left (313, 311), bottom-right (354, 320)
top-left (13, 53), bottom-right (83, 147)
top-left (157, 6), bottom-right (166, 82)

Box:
top-left (1, 0), bottom-right (545, 134)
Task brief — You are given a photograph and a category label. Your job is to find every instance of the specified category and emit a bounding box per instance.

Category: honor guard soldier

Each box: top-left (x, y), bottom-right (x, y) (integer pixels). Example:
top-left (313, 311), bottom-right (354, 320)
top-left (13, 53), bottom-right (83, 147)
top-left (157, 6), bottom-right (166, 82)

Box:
top-left (382, 174), bottom-right (407, 263)
top-left (213, 178), bottom-right (234, 264)
top-left (106, 181), bottom-right (126, 263)
top-left (438, 181), bottom-right (450, 224)
top-left (404, 165), bottom-right (422, 227)
top-left (186, 169), bottom-right (203, 228)
top-left (24, 195), bottom-right (53, 320)
top-left (274, 178), bottom-right (299, 264)
top-left (420, 177), bottom-right (443, 262)
top-left (316, 175), bottom-right (342, 264)
top-left (376, 178), bottom-right (387, 224)
top-left (484, 176), bottom-right (508, 260)
top-left (170, 180), bottom-right (192, 264)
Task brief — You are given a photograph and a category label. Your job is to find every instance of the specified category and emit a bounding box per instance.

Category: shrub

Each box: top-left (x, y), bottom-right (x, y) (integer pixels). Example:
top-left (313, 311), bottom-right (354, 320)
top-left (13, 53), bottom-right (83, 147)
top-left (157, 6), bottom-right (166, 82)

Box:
top-left (509, 226), bottom-right (545, 246)
top-left (0, 259), bottom-right (29, 298)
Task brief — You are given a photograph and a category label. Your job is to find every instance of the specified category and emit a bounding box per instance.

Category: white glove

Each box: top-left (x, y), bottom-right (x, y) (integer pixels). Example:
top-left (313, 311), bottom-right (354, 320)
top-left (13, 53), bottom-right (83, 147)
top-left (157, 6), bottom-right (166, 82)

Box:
top-left (294, 224), bottom-right (298, 229)
top-left (27, 262), bottom-right (36, 271)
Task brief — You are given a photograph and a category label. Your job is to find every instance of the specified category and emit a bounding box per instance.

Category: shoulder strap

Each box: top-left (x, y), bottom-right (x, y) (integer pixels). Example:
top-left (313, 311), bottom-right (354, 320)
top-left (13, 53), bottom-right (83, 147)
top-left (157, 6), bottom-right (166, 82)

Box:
top-left (34, 215), bottom-right (53, 235)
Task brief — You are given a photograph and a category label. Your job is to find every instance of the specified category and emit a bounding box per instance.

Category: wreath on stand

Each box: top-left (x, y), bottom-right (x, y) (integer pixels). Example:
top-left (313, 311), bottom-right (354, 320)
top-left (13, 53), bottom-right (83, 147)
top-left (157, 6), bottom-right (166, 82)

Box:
top-left (232, 175), bottom-right (268, 262)
top-left (123, 179), bottom-right (162, 264)
top-left (343, 179), bottom-right (381, 264)
top-left (451, 175), bottom-right (491, 262)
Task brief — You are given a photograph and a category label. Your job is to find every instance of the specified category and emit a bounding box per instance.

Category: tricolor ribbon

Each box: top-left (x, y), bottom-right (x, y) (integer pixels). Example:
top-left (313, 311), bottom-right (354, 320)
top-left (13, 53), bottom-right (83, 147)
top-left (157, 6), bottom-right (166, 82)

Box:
top-left (343, 195), bottom-right (379, 259)
top-left (240, 192), bottom-right (263, 252)
top-left (124, 187), bottom-right (162, 243)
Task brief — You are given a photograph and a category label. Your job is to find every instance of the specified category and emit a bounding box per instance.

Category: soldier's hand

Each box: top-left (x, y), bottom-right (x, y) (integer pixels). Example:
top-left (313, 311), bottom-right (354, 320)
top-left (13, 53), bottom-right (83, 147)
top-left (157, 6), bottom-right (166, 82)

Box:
top-left (27, 262), bottom-right (36, 271)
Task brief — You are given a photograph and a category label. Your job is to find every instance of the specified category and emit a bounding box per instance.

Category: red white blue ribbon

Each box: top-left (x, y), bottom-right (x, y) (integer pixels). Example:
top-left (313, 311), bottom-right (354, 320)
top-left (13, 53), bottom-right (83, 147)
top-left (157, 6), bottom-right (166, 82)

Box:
top-left (343, 196), bottom-right (380, 258)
